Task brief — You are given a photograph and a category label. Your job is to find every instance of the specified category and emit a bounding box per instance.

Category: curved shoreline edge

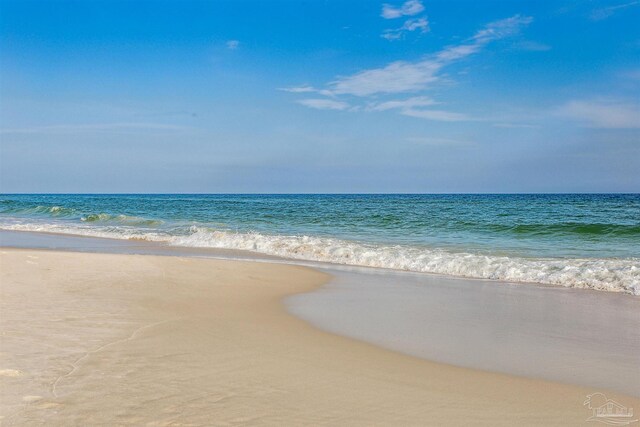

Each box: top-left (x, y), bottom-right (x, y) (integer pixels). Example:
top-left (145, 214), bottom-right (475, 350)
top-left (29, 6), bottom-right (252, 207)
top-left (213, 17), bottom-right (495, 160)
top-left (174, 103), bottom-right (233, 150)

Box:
top-left (1, 228), bottom-right (639, 296)
top-left (1, 248), bottom-right (638, 425)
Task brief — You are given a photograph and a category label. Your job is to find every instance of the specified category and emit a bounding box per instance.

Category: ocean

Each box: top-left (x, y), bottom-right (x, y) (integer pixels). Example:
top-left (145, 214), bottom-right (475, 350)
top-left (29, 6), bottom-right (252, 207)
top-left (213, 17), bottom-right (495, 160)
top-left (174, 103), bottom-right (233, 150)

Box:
top-left (1, 194), bottom-right (638, 294)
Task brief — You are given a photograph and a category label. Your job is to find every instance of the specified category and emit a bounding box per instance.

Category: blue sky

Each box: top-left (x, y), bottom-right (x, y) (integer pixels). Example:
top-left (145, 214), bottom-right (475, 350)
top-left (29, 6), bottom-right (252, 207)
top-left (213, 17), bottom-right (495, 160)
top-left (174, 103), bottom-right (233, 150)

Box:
top-left (1, 0), bottom-right (639, 193)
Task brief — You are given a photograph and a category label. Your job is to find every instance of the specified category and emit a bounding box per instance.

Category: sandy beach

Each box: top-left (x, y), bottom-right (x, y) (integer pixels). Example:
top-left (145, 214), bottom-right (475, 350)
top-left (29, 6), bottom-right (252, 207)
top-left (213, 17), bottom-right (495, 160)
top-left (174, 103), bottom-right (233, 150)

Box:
top-left (3, 0), bottom-right (639, 423)
top-left (1, 248), bottom-right (637, 425)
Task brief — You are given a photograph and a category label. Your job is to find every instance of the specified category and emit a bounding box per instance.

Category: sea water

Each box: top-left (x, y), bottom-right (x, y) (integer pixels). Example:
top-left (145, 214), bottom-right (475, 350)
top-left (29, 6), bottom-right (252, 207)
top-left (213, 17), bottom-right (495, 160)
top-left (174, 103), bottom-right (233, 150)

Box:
top-left (1, 194), bottom-right (638, 294)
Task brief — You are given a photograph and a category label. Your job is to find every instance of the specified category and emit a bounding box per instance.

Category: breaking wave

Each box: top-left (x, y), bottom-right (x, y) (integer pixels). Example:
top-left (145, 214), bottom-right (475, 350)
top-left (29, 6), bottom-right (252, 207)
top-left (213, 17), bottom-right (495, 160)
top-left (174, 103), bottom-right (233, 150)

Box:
top-left (2, 222), bottom-right (638, 295)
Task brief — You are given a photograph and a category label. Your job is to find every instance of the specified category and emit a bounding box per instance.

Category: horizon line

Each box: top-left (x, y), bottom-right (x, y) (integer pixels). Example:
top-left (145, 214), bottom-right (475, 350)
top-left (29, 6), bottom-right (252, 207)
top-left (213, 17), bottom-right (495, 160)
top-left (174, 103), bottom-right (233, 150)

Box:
top-left (1, 192), bottom-right (639, 196)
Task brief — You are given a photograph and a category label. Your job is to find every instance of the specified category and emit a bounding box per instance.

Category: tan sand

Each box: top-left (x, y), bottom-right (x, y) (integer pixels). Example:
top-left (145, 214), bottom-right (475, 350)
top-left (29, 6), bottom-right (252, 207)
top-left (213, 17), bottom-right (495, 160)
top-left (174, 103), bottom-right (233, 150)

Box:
top-left (0, 249), bottom-right (637, 426)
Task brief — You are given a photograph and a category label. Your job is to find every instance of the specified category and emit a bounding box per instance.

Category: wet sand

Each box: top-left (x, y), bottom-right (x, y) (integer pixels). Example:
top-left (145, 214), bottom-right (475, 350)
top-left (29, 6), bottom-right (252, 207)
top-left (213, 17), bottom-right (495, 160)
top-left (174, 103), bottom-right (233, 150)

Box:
top-left (288, 267), bottom-right (640, 396)
top-left (1, 248), bottom-right (638, 425)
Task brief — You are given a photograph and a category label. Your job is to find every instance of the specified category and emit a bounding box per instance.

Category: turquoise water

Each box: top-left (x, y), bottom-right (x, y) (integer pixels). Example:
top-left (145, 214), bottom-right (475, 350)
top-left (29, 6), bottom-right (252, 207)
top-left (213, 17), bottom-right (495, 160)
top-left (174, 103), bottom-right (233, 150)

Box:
top-left (1, 194), bottom-right (639, 294)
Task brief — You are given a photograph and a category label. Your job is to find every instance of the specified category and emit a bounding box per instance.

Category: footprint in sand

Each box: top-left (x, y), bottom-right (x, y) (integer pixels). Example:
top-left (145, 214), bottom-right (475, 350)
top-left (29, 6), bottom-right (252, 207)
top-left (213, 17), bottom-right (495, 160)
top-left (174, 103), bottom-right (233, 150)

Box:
top-left (22, 396), bottom-right (43, 403)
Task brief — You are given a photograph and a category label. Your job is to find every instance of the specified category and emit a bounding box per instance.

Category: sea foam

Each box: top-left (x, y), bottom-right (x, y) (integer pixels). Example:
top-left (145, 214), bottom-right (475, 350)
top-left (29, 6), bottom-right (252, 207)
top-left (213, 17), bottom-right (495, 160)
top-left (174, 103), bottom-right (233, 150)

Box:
top-left (2, 222), bottom-right (638, 295)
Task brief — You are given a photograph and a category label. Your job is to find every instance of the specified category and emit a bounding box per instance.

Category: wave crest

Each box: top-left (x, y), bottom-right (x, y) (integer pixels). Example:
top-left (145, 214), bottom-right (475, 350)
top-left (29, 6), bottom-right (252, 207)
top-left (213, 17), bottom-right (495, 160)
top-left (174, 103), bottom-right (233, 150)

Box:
top-left (80, 213), bottom-right (162, 226)
top-left (2, 222), bottom-right (636, 295)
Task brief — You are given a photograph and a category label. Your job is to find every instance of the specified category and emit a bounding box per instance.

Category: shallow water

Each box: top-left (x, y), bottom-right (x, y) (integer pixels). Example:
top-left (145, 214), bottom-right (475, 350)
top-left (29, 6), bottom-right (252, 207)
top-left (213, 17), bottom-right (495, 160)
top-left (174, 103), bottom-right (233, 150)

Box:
top-left (287, 268), bottom-right (640, 396)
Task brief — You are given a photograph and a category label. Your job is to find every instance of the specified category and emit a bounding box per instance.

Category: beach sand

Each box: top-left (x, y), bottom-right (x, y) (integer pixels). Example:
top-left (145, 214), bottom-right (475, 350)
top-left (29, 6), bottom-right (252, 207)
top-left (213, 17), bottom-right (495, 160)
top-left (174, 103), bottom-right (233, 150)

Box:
top-left (1, 249), bottom-right (637, 425)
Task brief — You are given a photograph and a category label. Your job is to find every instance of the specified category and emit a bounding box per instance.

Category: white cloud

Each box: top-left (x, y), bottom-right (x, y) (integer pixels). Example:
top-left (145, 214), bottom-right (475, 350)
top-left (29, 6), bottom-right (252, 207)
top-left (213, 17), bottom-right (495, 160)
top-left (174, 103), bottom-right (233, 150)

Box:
top-left (382, 17), bottom-right (430, 41)
top-left (590, 1), bottom-right (640, 21)
top-left (434, 43), bottom-right (482, 62)
top-left (333, 15), bottom-right (532, 96)
top-left (226, 40), bottom-right (240, 50)
top-left (381, 32), bottom-right (403, 41)
top-left (403, 17), bottom-right (429, 32)
top-left (330, 60), bottom-right (441, 96)
top-left (280, 86), bottom-right (335, 96)
top-left (280, 85), bottom-right (318, 93)
top-left (297, 99), bottom-right (350, 111)
top-left (286, 15), bottom-right (532, 123)
top-left (368, 96), bottom-right (437, 111)
top-left (471, 15), bottom-right (533, 43)
top-left (557, 99), bottom-right (640, 129)
top-left (381, 0), bottom-right (424, 19)
top-left (341, 95), bottom-right (471, 122)
top-left (368, 97), bottom-right (469, 121)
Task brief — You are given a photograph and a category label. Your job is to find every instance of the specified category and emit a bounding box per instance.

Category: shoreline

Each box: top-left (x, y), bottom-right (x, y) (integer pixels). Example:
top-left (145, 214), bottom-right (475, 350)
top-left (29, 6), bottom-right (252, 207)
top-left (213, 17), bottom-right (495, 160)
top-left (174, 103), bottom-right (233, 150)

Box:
top-left (2, 248), bottom-right (638, 425)
top-left (2, 229), bottom-right (638, 297)
top-left (2, 221), bottom-right (637, 295)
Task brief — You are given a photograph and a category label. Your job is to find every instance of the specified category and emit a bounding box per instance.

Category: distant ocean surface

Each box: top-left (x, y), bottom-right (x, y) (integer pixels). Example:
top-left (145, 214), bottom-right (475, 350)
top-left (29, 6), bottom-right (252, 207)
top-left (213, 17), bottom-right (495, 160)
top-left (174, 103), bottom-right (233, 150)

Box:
top-left (1, 194), bottom-right (639, 294)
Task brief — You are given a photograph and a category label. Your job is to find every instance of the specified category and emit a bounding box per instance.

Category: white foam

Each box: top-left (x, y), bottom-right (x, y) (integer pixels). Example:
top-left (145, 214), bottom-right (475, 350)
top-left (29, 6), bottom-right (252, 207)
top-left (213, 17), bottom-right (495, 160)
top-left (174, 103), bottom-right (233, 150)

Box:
top-left (2, 222), bottom-right (638, 295)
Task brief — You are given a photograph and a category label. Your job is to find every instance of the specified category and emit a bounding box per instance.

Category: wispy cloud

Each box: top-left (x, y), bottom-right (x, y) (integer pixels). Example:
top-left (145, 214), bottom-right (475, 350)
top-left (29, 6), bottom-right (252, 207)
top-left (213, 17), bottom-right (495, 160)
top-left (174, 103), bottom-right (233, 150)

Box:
top-left (369, 97), bottom-right (469, 122)
top-left (381, 0), bottom-right (424, 19)
top-left (226, 40), bottom-right (240, 50)
top-left (368, 96), bottom-right (437, 111)
top-left (285, 15), bottom-right (533, 122)
top-left (280, 85), bottom-right (317, 93)
top-left (279, 86), bottom-right (335, 96)
top-left (557, 99), bottom-right (640, 129)
top-left (381, 0), bottom-right (429, 41)
top-left (330, 60), bottom-right (440, 96)
top-left (297, 98), bottom-right (351, 111)
top-left (402, 17), bottom-right (430, 32)
top-left (331, 15), bottom-right (532, 96)
top-left (590, 1), bottom-right (640, 20)
top-left (471, 15), bottom-right (533, 43)
top-left (382, 17), bottom-right (430, 41)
